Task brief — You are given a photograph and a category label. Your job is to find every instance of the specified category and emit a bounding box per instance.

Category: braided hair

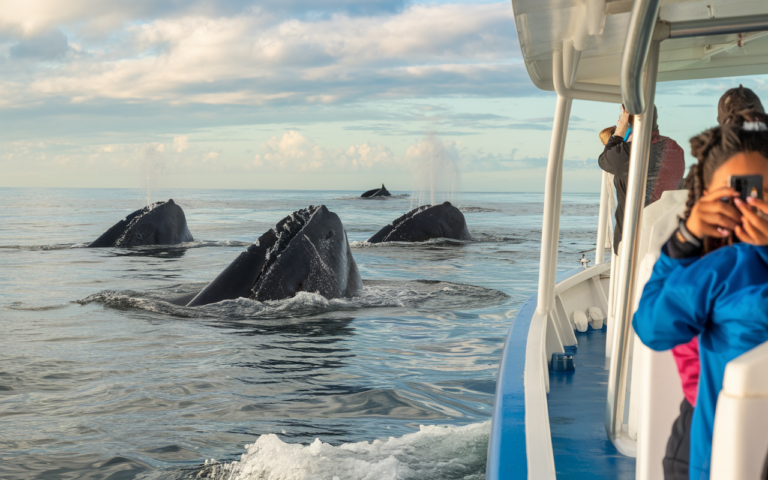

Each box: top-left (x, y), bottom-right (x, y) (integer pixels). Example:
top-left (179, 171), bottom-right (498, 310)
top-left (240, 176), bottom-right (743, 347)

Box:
top-left (683, 110), bottom-right (768, 220)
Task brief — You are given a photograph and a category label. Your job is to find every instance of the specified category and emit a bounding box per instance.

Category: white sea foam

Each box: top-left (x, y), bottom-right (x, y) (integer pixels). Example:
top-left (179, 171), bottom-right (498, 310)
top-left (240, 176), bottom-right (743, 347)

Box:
top-left (202, 421), bottom-right (489, 480)
top-left (78, 280), bottom-right (509, 319)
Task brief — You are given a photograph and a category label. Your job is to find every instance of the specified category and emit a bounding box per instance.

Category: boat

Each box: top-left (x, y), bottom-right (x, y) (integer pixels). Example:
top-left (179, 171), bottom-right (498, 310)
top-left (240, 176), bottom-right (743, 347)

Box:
top-left (485, 1), bottom-right (768, 478)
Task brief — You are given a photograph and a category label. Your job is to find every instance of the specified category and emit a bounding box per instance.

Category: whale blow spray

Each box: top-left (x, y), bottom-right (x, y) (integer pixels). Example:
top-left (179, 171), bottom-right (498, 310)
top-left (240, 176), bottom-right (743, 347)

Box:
top-left (409, 133), bottom-right (461, 209)
top-left (142, 145), bottom-right (166, 206)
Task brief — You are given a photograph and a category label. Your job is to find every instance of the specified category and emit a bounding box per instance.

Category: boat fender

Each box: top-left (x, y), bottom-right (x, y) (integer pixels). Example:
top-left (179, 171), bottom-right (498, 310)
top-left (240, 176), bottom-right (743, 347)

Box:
top-left (572, 310), bottom-right (589, 332)
top-left (587, 307), bottom-right (604, 330)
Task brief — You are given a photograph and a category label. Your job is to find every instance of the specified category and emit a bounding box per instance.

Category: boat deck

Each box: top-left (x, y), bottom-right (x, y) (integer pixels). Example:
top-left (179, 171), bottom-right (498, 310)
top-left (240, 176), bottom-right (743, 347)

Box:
top-left (548, 327), bottom-right (636, 479)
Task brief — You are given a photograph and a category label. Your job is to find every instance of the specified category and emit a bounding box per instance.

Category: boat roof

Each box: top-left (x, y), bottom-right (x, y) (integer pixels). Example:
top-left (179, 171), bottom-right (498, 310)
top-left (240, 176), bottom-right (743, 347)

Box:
top-left (512, 0), bottom-right (768, 90)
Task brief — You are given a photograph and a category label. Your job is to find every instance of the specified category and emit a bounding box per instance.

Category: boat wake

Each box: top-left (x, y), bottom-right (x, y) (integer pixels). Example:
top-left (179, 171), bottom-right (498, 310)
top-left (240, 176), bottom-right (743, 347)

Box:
top-left (194, 421), bottom-right (489, 480)
top-left (76, 280), bottom-right (509, 320)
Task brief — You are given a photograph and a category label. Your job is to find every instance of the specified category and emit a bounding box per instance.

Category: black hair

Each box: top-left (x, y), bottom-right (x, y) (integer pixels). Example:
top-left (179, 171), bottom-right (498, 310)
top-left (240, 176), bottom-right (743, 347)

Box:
top-left (683, 110), bottom-right (768, 220)
top-left (717, 85), bottom-right (765, 125)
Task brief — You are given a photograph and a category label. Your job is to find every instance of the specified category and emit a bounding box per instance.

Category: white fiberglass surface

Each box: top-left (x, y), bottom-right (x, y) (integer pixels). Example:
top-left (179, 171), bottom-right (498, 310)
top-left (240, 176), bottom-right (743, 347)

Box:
top-left (511, 0), bottom-right (768, 87)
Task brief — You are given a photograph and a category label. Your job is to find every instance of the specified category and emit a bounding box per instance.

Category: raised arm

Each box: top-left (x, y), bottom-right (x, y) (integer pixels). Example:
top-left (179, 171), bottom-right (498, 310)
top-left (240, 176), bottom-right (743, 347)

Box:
top-left (598, 106), bottom-right (631, 179)
top-left (598, 136), bottom-right (630, 179)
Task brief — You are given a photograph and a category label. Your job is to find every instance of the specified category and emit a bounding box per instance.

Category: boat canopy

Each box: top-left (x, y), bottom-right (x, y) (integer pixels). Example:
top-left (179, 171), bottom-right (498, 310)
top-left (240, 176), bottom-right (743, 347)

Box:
top-left (512, 0), bottom-right (768, 90)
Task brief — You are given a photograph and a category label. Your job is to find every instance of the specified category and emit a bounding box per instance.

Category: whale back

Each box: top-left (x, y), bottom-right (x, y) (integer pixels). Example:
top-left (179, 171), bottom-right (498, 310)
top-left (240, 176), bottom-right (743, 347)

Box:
top-left (185, 230), bottom-right (276, 307)
top-left (367, 202), bottom-right (471, 243)
top-left (89, 199), bottom-right (193, 248)
top-left (88, 206), bottom-right (149, 248)
top-left (361, 184), bottom-right (391, 198)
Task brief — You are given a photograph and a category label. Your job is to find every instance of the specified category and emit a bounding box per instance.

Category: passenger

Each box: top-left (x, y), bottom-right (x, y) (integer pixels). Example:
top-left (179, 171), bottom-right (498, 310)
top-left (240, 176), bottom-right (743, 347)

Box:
top-left (664, 86), bottom-right (765, 480)
top-left (598, 105), bottom-right (685, 254)
top-left (717, 84), bottom-right (764, 124)
top-left (633, 110), bottom-right (768, 480)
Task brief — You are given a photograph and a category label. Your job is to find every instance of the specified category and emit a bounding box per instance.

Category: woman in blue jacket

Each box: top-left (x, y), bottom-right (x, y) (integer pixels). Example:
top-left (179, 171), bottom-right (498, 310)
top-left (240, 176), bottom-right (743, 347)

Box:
top-left (633, 111), bottom-right (768, 480)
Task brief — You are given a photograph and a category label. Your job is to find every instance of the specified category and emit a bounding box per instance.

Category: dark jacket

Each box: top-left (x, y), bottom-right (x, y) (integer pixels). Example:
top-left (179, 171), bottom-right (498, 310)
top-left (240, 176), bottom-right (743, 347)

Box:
top-left (598, 133), bottom-right (685, 254)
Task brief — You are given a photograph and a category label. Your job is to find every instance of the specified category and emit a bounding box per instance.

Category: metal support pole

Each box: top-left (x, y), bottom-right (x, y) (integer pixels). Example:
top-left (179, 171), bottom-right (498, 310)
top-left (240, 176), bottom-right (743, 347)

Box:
top-left (536, 94), bottom-right (572, 316)
top-left (669, 13), bottom-right (768, 39)
top-left (621, 0), bottom-right (661, 114)
top-left (596, 171), bottom-right (611, 265)
top-left (547, 100), bottom-right (572, 308)
top-left (605, 39), bottom-right (661, 457)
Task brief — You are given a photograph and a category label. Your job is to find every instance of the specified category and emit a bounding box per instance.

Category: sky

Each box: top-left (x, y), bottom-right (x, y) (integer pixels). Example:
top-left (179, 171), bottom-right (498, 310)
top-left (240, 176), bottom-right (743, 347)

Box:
top-left (2, 0), bottom-right (768, 193)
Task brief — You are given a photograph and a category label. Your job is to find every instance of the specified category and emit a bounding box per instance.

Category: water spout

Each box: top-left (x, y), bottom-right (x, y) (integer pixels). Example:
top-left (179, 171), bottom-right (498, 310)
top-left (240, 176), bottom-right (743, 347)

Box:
top-left (410, 133), bottom-right (461, 209)
top-left (142, 145), bottom-right (165, 206)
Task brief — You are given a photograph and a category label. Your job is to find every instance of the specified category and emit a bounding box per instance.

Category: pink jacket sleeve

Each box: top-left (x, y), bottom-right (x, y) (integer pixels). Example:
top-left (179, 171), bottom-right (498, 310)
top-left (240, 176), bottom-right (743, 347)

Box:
top-left (671, 336), bottom-right (700, 406)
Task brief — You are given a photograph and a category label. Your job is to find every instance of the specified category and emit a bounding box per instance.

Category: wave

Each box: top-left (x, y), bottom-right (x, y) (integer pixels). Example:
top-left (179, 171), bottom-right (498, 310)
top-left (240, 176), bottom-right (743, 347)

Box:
top-left (76, 280), bottom-right (509, 320)
top-left (458, 206), bottom-right (499, 213)
top-left (5, 301), bottom-right (70, 311)
top-left (350, 238), bottom-right (470, 248)
top-left (0, 243), bottom-right (83, 251)
top-left (0, 239), bottom-right (252, 252)
top-left (350, 234), bottom-right (521, 248)
top-left (197, 421), bottom-right (489, 480)
top-left (334, 194), bottom-right (411, 201)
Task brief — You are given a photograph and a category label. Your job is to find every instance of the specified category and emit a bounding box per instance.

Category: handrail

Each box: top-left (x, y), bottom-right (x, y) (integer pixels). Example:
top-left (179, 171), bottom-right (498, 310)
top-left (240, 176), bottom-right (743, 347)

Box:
top-left (536, 93), bottom-right (572, 316)
top-left (669, 13), bottom-right (768, 39)
top-left (595, 171), bottom-right (611, 265)
top-left (525, 311), bottom-right (557, 479)
top-left (606, 38), bottom-right (661, 457)
top-left (620, 0), bottom-right (661, 114)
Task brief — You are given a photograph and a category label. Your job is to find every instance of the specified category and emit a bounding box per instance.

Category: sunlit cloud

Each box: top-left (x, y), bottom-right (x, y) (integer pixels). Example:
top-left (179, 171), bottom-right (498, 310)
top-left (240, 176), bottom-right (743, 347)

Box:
top-left (251, 130), bottom-right (403, 172)
top-left (1, 2), bottom-right (522, 109)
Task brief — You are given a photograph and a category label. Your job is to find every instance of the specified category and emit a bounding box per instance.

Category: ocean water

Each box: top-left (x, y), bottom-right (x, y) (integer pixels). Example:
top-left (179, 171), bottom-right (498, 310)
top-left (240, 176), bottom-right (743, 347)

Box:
top-left (0, 188), bottom-right (599, 480)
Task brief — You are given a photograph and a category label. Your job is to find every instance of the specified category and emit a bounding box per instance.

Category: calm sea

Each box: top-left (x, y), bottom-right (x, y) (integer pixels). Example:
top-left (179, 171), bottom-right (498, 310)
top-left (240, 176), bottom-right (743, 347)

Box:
top-left (0, 188), bottom-right (599, 479)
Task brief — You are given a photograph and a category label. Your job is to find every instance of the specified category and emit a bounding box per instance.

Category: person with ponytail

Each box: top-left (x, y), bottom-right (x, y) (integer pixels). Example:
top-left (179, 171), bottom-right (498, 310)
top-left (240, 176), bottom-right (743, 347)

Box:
top-left (634, 110), bottom-right (768, 480)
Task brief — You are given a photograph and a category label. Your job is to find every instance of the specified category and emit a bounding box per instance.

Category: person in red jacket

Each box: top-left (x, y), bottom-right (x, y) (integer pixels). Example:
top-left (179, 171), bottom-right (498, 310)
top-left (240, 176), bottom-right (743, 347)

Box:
top-left (598, 106), bottom-right (686, 254)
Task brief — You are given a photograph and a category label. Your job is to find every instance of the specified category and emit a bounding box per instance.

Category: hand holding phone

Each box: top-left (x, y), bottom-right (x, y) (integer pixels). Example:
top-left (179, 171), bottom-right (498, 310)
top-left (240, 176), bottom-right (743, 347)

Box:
top-left (730, 175), bottom-right (763, 204)
top-left (686, 187), bottom-right (740, 240)
top-left (615, 105), bottom-right (631, 138)
top-left (732, 175), bottom-right (768, 245)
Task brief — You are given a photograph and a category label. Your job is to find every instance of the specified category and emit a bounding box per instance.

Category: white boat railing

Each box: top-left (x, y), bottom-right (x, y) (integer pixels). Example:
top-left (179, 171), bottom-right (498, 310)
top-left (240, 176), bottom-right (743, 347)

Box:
top-left (711, 340), bottom-right (768, 479)
top-left (535, 93), bottom-right (571, 318)
top-left (595, 171), bottom-right (612, 266)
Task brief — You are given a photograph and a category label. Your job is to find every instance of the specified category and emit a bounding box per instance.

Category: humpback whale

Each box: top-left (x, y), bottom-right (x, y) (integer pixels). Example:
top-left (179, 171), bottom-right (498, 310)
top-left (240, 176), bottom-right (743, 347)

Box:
top-left (361, 184), bottom-right (391, 198)
top-left (187, 205), bottom-right (362, 307)
top-left (88, 199), bottom-right (193, 248)
top-left (367, 202), bottom-right (472, 243)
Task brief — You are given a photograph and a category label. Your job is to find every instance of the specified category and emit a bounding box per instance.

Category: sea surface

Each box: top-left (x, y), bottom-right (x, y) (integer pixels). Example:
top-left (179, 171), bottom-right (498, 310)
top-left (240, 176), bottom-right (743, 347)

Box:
top-left (0, 188), bottom-right (600, 480)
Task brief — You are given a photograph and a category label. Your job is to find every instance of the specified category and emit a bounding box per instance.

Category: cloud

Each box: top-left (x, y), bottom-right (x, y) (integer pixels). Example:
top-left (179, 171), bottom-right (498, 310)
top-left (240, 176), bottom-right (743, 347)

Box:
top-left (0, 1), bottom-right (409, 39)
top-left (0, 3), bottom-right (528, 109)
top-left (252, 130), bottom-right (401, 172)
top-left (9, 29), bottom-right (70, 60)
top-left (173, 135), bottom-right (189, 152)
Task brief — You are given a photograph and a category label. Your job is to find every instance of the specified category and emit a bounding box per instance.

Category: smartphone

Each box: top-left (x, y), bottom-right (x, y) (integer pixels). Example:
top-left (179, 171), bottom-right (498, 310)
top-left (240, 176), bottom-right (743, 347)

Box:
top-left (730, 174), bottom-right (763, 202)
top-left (709, 175), bottom-right (764, 250)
